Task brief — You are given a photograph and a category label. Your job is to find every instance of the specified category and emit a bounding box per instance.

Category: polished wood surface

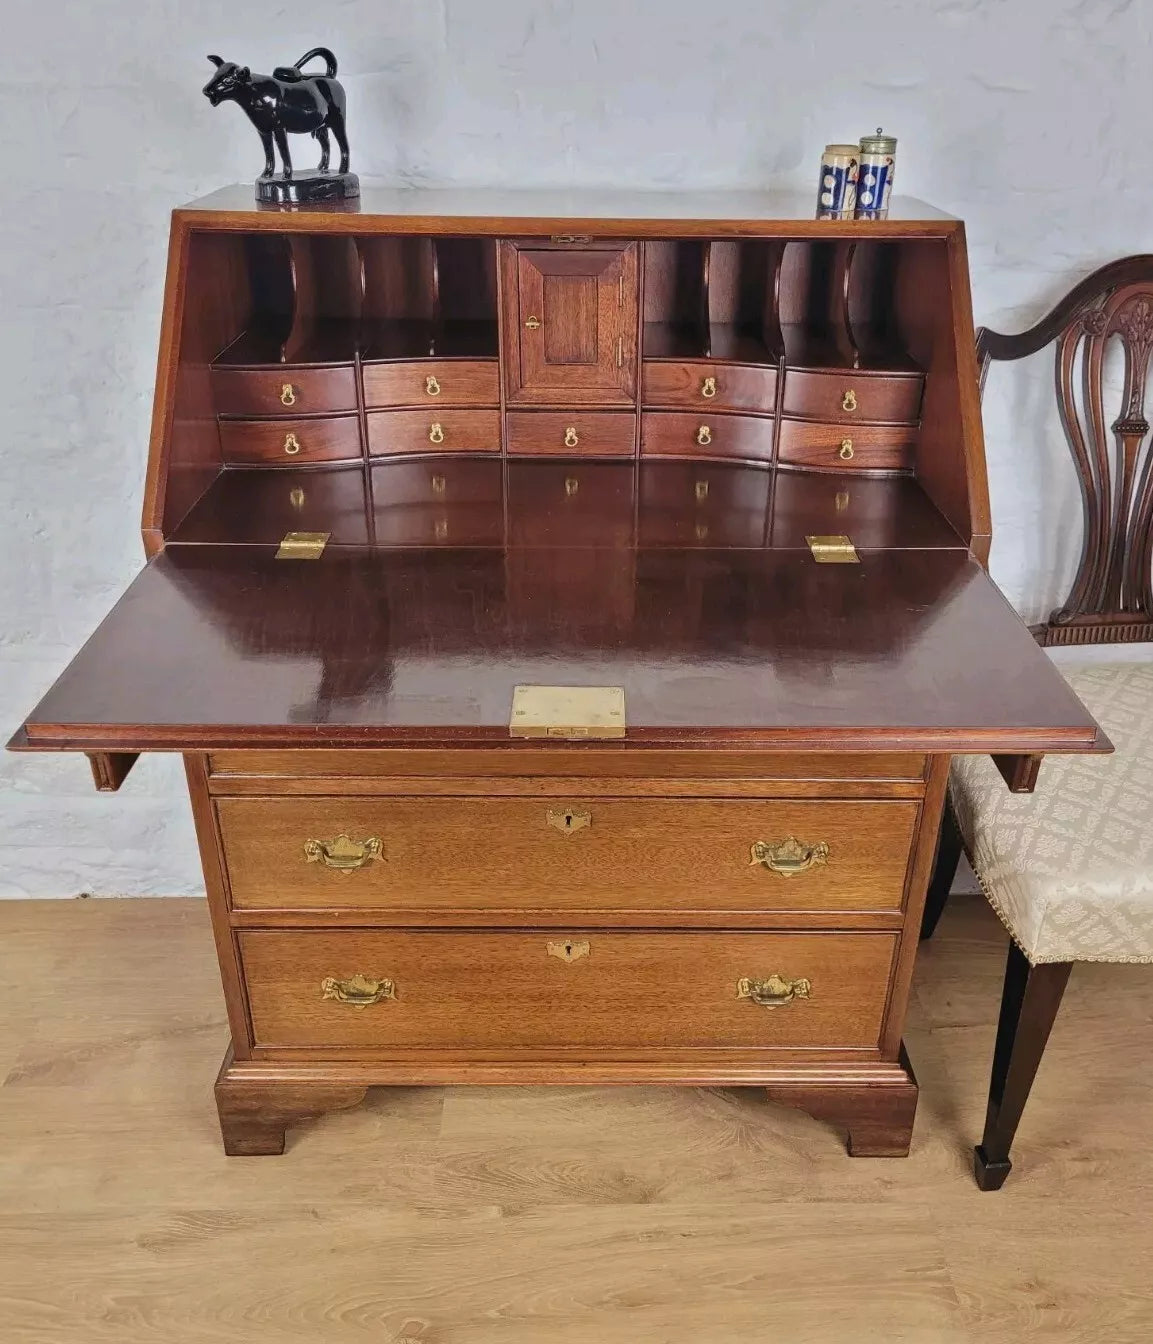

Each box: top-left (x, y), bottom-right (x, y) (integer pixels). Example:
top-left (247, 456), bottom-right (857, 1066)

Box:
top-left (362, 358), bottom-right (500, 409)
top-left (641, 410), bottom-right (775, 463)
top-left (218, 414), bottom-right (362, 466)
top-left (15, 543), bottom-right (1102, 752)
top-left (212, 364), bottom-right (358, 417)
top-left (505, 410), bottom-right (636, 457)
top-left (781, 368), bottom-right (923, 424)
top-left (239, 928), bottom-right (897, 1052)
top-left (777, 418), bottom-right (916, 472)
top-left (217, 795), bottom-right (919, 914)
top-left (642, 360), bottom-right (778, 413)
top-left (366, 408), bottom-right (502, 457)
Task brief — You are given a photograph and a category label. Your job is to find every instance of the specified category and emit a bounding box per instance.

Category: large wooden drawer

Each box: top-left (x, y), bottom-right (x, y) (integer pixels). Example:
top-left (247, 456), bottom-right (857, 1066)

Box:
top-left (217, 796), bottom-right (919, 913)
top-left (362, 360), bottom-right (500, 409)
top-left (240, 928), bottom-right (898, 1050)
top-left (212, 366), bottom-right (358, 418)
top-left (218, 415), bottom-right (362, 467)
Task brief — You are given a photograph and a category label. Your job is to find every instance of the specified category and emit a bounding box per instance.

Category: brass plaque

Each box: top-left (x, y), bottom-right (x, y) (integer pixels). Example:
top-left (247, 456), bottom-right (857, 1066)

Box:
top-left (276, 531), bottom-right (330, 560)
top-left (509, 685), bottom-right (626, 739)
top-left (806, 534), bottom-right (859, 564)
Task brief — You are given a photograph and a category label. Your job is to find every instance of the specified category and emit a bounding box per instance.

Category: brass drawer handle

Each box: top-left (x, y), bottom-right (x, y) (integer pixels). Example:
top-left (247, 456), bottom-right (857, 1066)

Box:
top-left (547, 807), bottom-right (591, 835)
top-left (839, 438), bottom-right (854, 460)
top-left (321, 973), bottom-right (396, 1007)
top-left (749, 836), bottom-right (830, 877)
top-left (564, 426), bottom-right (579, 448)
top-left (842, 388), bottom-right (858, 413)
top-left (697, 424), bottom-right (712, 445)
top-left (737, 974), bottom-right (812, 1008)
top-left (429, 422), bottom-right (445, 444)
top-left (283, 432), bottom-right (302, 455)
top-left (280, 382), bottom-right (297, 406)
top-left (425, 374), bottom-right (441, 396)
top-left (701, 375), bottom-right (717, 399)
top-left (303, 833), bottom-right (384, 873)
top-left (525, 315), bottom-right (542, 330)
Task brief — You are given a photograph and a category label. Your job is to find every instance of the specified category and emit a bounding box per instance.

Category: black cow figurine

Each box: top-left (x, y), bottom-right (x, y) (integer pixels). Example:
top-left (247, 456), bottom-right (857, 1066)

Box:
top-left (203, 48), bottom-right (360, 204)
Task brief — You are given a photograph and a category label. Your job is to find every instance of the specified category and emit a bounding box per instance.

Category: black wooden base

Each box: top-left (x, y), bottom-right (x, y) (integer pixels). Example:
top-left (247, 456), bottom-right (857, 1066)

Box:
top-left (973, 1144), bottom-right (1013, 1191)
top-left (256, 172), bottom-right (360, 205)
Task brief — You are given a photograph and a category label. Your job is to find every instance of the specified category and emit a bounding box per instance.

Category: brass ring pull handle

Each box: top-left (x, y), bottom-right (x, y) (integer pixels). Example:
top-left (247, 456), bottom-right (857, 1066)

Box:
top-left (697, 424), bottom-right (712, 445)
top-left (701, 376), bottom-right (718, 399)
top-left (749, 836), bottom-right (830, 877)
top-left (525, 315), bottom-right (542, 330)
top-left (425, 375), bottom-right (441, 396)
top-left (564, 426), bottom-right (579, 448)
top-left (736, 974), bottom-right (812, 1008)
top-left (839, 438), bottom-right (854, 460)
top-left (303, 834), bottom-right (384, 873)
top-left (547, 807), bottom-right (591, 835)
top-left (841, 388), bottom-right (858, 412)
top-left (321, 973), bottom-right (396, 1007)
top-left (283, 432), bottom-right (302, 455)
top-left (429, 422), bottom-right (445, 444)
top-left (280, 382), bottom-right (297, 406)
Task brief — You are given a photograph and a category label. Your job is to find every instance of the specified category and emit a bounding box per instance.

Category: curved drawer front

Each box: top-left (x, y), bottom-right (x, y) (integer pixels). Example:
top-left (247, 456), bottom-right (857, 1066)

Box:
top-left (641, 411), bottom-right (775, 463)
top-left (218, 415), bottom-right (363, 467)
top-left (240, 928), bottom-right (898, 1050)
top-left (218, 796), bottom-right (918, 913)
top-left (778, 420), bottom-right (917, 473)
top-left (212, 366), bottom-right (358, 418)
top-left (782, 370), bottom-right (923, 425)
top-left (505, 411), bottom-right (636, 457)
top-left (362, 360), bottom-right (500, 410)
top-left (643, 361), bottom-right (778, 414)
top-left (367, 409), bottom-right (502, 457)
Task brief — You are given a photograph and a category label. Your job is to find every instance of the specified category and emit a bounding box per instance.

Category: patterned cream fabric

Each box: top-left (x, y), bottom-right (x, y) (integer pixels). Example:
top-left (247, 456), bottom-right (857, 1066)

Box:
top-left (951, 662), bottom-right (1153, 965)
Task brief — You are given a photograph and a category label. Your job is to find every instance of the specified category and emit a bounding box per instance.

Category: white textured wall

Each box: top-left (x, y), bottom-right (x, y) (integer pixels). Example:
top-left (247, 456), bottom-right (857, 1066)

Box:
top-left (2, 1), bottom-right (1150, 896)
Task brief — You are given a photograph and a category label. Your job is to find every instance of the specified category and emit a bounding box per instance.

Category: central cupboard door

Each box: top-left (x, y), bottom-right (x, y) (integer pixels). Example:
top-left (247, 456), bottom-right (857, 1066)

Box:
top-left (501, 242), bottom-right (638, 405)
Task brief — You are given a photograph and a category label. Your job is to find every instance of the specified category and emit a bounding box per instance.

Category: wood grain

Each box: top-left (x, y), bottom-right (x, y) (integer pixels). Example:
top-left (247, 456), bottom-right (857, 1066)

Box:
top-left (366, 408), bottom-right (501, 457)
top-left (505, 410), bottom-right (636, 457)
top-left (211, 365), bottom-right (358, 418)
top-left (778, 418), bottom-right (917, 472)
top-left (641, 360), bottom-right (778, 414)
top-left (4, 895), bottom-right (1153, 1344)
top-left (362, 359), bottom-right (499, 409)
top-left (218, 415), bottom-right (362, 467)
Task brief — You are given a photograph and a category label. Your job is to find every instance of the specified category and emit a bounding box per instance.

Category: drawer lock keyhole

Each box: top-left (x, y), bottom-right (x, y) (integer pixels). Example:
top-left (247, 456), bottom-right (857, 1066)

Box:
top-left (548, 939), bottom-right (591, 964)
top-left (547, 807), bottom-right (592, 835)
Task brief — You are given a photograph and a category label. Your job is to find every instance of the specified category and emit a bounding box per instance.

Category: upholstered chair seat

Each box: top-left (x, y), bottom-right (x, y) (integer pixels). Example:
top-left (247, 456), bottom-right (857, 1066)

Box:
top-left (951, 661), bottom-right (1153, 965)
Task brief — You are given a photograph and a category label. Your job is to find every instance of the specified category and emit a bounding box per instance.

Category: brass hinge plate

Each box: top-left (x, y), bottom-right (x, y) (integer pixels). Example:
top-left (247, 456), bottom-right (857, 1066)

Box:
top-left (806, 534), bottom-right (859, 564)
top-left (276, 531), bottom-right (330, 560)
top-left (510, 685), bottom-right (626, 739)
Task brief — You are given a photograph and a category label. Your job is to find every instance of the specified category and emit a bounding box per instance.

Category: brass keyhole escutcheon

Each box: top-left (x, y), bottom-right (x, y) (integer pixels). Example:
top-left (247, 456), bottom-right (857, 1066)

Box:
top-left (429, 422), bottom-right (445, 444)
top-left (697, 424), bottom-right (712, 445)
top-left (280, 382), bottom-right (297, 406)
top-left (564, 476), bottom-right (579, 496)
top-left (564, 426), bottom-right (579, 448)
top-left (695, 479), bottom-right (709, 503)
top-left (425, 375), bottom-right (441, 396)
top-left (525, 315), bottom-right (542, 330)
top-left (841, 388), bottom-right (858, 412)
top-left (283, 432), bottom-right (302, 455)
top-left (547, 807), bottom-right (592, 835)
top-left (548, 939), bottom-right (590, 964)
top-left (839, 438), bottom-right (854, 460)
top-left (430, 473), bottom-right (446, 494)
top-left (701, 375), bottom-right (717, 399)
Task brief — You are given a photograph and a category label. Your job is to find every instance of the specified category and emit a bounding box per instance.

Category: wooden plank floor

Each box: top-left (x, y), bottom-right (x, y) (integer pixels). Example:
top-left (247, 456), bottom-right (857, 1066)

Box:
top-left (1, 895), bottom-right (1151, 1344)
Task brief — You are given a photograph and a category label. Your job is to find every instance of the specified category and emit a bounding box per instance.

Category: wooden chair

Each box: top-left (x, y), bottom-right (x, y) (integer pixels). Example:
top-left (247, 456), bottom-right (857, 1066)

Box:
top-left (922, 256), bottom-right (1153, 1190)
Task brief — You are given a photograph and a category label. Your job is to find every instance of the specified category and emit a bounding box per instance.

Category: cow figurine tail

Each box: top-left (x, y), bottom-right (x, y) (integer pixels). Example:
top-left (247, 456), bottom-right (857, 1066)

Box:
top-left (293, 47), bottom-right (338, 78)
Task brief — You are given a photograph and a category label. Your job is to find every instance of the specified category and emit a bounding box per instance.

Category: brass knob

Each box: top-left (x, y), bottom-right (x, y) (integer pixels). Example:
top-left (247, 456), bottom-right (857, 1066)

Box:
top-left (695, 479), bottom-right (709, 502)
top-left (749, 836), bottom-right (830, 877)
top-left (736, 974), bottom-right (812, 1009)
top-left (430, 473), bottom-right (446, 494)
top-left (701, 375), bottom-right (718, 399)
top-left (842, 388), bottom-right (858, 412)
top-left (321, 974), bottom-right (396, 1007)
top-left (280, 382), bottom-right (297, 406)
top-left (564, 426), bottom-right (579, 448)
top-left (696, 424), bottom-right (712, 445)
top-left (525, 315), bottom-right (542, 330)
top-left (425, 374), bottom-right (441, 396)
top-left (839, 438), bottom-right (855, 460)
top-left (429, 422), bottom-right (445, 444)
top-left (564, 476), bottom-right (579, 496)
top-left (283, 432), bottom-right (302, 455)
top-left (303, 834), bottom-right (383, 872)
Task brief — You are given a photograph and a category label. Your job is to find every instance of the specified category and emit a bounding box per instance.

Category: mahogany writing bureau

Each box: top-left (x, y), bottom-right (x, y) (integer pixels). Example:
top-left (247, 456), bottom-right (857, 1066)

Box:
top-left (11, 188), bottom-right (1105, 1158)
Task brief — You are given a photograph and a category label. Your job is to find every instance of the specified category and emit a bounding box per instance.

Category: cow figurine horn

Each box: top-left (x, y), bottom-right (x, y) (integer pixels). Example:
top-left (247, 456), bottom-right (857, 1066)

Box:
top-left (200, 47), bottom-right (359, 205)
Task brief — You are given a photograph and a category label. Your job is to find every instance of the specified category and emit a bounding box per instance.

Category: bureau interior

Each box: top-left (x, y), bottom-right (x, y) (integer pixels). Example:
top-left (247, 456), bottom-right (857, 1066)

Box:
top-left (161, 229), bottom-right (975, 549)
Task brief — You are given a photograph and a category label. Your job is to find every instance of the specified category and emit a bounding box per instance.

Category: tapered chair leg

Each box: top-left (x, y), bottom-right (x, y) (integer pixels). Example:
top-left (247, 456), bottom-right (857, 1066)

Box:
top-left (920, 793), bottom-right (964, 940)
top-left (973, 942), bottom-right (1073, 1190)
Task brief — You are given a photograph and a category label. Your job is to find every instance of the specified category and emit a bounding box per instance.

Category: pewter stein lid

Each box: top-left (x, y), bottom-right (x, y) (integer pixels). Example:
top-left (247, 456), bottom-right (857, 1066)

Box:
top-left (860, 127), bottom-right (897, 155)
top-left (823, 143), bottom-right (861, 157)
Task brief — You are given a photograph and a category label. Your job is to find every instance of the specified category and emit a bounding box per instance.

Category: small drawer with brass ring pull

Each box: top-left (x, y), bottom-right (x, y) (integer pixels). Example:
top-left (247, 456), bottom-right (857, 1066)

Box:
top-left (320, 973), bottom-right (396, 1007)
top-left (736, 974), bottom-right (812, 1008)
